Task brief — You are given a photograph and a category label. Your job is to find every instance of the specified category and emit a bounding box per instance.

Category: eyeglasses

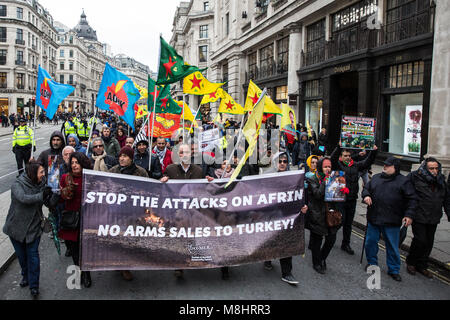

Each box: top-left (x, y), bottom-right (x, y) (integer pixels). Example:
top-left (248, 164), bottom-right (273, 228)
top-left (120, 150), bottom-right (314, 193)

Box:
top-left (93, 145), bottom-right (104, 149)
top-left (279, 160), bottom-right (288, 164)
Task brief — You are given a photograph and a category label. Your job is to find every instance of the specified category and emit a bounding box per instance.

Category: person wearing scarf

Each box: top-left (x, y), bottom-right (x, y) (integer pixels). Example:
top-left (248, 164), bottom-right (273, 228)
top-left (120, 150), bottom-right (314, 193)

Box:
top-left (152, 136), bottom-right (173, 173)
top-left (88, 137), bottom-right (118, 172)
top-left (305, 157), bottom-right (339, 274)
top-left (406, 157), bottom-right (450, 278)
top-left (116, 128), bottom-right (128, 149)
top-left (362, 156), bottom-right (417, 282)
top-left (330, 143), bottom-right (378, 255)
top-left (213, 160), bottom-right (235, 179)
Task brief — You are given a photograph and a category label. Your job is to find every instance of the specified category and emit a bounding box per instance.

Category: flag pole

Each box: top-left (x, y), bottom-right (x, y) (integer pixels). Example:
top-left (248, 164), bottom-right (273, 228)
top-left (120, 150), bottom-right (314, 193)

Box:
top-left (220, 111), bottom-right (246, 179)
top-left (31, 101), bottom-right (37, 160)
top-left (149, 33), bottom-right (162, 173)
top-left (85, 106), bottom-right (98, 157)
top-left (182, 93), bottom-right (186, 143)
top-left (220, 89), bottom-right (267, 180)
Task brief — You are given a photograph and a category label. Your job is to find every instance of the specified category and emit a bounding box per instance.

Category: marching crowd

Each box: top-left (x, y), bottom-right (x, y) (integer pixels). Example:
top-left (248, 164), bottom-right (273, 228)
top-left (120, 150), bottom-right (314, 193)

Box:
top-left (3, 111), bottom-right (450, 299)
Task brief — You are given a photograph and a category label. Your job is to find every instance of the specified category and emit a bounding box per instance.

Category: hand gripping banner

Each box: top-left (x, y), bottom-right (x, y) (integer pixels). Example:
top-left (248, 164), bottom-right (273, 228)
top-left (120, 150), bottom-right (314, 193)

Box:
top-left (80, 170), bottom-right (305, 271)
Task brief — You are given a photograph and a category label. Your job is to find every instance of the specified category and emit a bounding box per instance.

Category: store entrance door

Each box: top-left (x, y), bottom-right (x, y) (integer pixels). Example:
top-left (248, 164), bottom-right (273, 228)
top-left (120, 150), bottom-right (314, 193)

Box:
top-left (329, 72), bottom-right (359, 147)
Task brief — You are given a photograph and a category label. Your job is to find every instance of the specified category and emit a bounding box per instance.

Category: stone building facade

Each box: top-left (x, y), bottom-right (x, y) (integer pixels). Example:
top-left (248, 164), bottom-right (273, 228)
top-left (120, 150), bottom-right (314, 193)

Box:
top-left (0, 0), bottom-right (58, 116)
top-left (171, 0), bottom-right (443, 168)
top-left (0, 2), bottom-right (152, 116)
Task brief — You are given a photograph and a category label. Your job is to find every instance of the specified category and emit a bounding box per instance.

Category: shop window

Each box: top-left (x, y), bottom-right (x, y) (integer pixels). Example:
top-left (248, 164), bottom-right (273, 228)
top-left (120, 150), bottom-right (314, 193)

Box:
top-left (386, 93), bottom-right (423, 156)
top-left (305, 100), bottom-right (323, 135)
top-left (386, 61), bottom-right (424, 89)
top-left (0, 98), bottom-right (8, 116)
top-left (276, 85), bottom-right (288, 101)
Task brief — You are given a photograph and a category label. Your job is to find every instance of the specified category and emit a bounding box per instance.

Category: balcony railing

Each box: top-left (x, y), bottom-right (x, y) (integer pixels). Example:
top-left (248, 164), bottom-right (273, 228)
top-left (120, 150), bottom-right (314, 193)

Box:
top-left (245, 60), bottom-right (288, 83)
top-left (15, 60), bottom-right (25, 66)
top-left (15, 39), bottom-right (25, 45)
top-left (301, 6), bottom-right (435, 68)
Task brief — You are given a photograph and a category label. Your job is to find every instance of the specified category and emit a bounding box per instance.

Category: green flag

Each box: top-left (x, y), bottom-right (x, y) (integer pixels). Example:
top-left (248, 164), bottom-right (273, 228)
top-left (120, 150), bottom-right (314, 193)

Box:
top-left (148, 76), bottom-right (182, 114)
top-left (156, 36), bottom-right (201, 85)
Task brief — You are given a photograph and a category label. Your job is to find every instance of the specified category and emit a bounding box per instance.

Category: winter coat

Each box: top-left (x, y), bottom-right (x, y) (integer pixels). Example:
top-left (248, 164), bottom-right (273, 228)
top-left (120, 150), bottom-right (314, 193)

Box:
top-left (305, 174), bottom-right (339, 237)
top-left (164, 164), bottom-right (203, 180)
top-left (408, 161), bottom-right (450, 224)
top-left (292, 137), bottom-right (312, 165)
top-left (109, 163), bottom-right (149, 178)
top-left (330, 146), bottom-right (377, 201)
top-left (361, 172), bottom-right (417, 227)
top-left (134, 150), bottom-right (163, 180)
top-left (37, 131), bottom-right (66, 173)
top-left (3, 173), bottom-right (47, 243)
top-left (102, 135), bottom-right (121, 159)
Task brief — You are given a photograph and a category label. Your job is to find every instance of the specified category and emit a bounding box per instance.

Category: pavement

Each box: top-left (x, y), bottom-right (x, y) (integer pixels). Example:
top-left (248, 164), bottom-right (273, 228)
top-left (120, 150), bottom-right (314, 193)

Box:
top-left (0, 128), bottom-right (448, 275)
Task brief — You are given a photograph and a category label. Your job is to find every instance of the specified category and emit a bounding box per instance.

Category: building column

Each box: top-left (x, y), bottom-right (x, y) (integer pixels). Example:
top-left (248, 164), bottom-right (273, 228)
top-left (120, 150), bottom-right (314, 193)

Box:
top-left (426, 0), bottom-right (450, 175)
top-left (287, 22), bottom-right (302, 115)
top-left (227, 52), bottom-right (244, 104)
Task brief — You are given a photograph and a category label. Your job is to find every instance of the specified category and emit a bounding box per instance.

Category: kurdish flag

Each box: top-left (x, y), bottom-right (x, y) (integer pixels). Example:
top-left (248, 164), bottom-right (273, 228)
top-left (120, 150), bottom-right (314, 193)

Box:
top-left (135, 105), bottom-right (148, 119)
top-left (183, 71), bottom-right (224, 95)
top-left (201, 88), bottom-right (224, 105)
top-left (148, 77), bottom-right (182, 114)
top-left (96, 63), bottom-right (141, 130)
top-left (244, 80), bottom-right (282, 114)
top-left (157, 36), bottom-right (201, 85)
top-left (218, 90), bottom-right (245, 115)
top-left (36, 65), bottom-right (74, 120)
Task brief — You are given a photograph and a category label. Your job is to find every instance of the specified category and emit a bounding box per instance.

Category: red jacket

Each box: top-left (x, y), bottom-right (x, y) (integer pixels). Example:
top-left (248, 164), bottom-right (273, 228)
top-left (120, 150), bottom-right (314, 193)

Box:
top-left (58, 174), bottom-right (82, 242)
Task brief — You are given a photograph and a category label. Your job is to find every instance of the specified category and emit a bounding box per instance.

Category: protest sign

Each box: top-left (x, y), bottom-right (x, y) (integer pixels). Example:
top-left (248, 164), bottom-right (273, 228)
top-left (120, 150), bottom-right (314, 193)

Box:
top-left (80, 170), bottom-right (305, 271)
top-left (199, 128), bottom-right (221, 152)
top-left (403, 105), bottom-right (422, 155)
top-left (340, 116), bottom-right (376, 150)
top-left (47, 155), bottom-right (60, 192)
top-left (325, 171), bottom-right (346, 202)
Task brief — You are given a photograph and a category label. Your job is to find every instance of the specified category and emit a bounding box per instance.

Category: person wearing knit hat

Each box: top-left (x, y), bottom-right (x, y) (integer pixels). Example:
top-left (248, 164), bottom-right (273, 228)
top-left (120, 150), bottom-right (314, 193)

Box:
top-left (109, 146), bottom-right (148, 281)
top-left (134, 138), bottom-right (163, 179)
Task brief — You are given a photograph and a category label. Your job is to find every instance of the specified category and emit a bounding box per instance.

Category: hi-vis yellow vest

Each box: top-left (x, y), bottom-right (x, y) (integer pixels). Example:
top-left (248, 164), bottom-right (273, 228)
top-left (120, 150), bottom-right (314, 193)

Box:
top-left (13, 125), bottom-right (34, 147)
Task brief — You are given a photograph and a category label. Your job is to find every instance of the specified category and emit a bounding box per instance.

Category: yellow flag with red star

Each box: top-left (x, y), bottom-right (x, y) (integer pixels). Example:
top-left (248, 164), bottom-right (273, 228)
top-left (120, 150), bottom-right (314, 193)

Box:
top-left (183, 71), bottom-right (224, 95)
top-left (244, 80), bottom-right (282, 114)
top-left (135, 105), bottom-right (148, 119)
top-left (201, 88), bottom-right (224, 105)
top-left (218, 90), bottom-right (245, 115)
top-left (175, 100), bottom-right (199, 128)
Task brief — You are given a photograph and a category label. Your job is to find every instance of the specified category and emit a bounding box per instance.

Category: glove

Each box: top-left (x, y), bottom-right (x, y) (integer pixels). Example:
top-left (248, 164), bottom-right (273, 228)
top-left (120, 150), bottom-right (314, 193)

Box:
top-left (43, 186), bottom-right (53, 201)
top-left (33, 146), bottom-right (36, 152)
top-left (12, 146), bottom-right (16, 154)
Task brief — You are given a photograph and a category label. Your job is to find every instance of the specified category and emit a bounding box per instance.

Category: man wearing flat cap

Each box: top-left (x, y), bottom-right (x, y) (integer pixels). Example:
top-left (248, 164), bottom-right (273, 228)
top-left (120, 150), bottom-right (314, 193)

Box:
top-left (361, 156), bottom-right (417, 282)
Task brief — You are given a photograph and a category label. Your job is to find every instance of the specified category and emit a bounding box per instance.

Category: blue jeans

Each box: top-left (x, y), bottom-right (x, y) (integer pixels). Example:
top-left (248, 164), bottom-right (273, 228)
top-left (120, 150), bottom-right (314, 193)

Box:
top-left (365, 223), bottom-right (401, 274)
top-left (10, 237), bottom-right (41, 290)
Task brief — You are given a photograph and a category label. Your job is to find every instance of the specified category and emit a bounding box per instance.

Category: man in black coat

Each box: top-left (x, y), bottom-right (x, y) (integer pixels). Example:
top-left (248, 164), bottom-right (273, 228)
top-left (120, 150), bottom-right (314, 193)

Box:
top-left (330, 143), bottom-right (378, 255)
top-left (362, 156), bottom-right (416, 282)
top-left (133, 139), bottom-right (162, 180)
top-left (36, 131), bottom-right (66, 173)
top-left (406, 158), bottom-right (450, 278)
top-left (89, 137), bottom-right (118, 172)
